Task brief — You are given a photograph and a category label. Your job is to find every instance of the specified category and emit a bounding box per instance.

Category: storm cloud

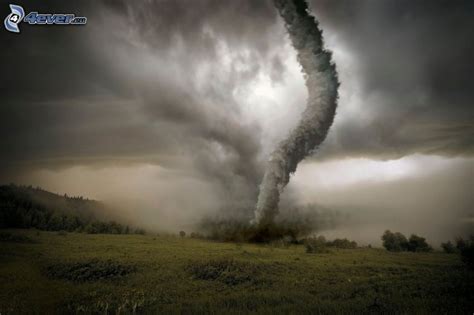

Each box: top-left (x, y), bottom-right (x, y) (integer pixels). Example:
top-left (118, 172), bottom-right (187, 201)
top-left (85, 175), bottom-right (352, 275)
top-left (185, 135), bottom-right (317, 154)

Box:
top-left (309, 0), bottom-right (474, 160)
top-left (0, 0), bottom-right (284, 211)
top-left (1, 1), bottom-right (473, 167)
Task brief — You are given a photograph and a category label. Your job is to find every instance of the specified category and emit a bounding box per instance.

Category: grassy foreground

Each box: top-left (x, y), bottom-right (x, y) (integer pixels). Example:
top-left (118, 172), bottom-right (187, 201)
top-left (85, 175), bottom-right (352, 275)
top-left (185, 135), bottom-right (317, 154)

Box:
top-left (0, 230), bottom-right (473, 314)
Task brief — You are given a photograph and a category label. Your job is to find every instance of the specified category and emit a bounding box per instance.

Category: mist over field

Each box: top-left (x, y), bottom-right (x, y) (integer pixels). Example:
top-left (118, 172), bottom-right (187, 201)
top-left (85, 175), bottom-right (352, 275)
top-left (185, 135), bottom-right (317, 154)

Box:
top-left (8, 154), bottom-right (471, 245)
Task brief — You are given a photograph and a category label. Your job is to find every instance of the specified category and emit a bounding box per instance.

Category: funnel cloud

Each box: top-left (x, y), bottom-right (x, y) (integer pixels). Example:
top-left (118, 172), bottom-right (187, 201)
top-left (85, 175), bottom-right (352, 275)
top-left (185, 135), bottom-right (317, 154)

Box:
top-left (254, 0), bottom-right (339, 224)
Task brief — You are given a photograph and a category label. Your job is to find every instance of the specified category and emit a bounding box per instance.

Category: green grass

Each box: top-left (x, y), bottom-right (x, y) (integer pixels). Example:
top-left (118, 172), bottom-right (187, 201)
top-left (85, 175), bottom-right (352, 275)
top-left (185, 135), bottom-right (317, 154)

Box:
top-left (0, 229), bottom-right (472, 314)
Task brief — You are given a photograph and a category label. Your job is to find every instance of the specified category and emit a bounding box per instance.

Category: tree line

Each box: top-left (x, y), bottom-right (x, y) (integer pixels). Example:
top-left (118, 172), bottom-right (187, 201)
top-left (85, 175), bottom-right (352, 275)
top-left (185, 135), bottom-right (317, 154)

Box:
top-left (0, 184), bottom-right (145, 234)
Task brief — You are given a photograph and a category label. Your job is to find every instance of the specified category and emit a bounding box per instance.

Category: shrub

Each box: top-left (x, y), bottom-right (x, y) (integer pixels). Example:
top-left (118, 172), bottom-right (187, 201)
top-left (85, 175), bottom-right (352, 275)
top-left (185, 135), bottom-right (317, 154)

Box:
top-left (382, 231), bottom-right (433, 252)
top-left (382, 230), bottom-right (409, 252)
top-left (407, 234), bottom-right (432, 252)
top-left (45, 259), bottom-right (136, 282)
top-left (441, 241), bottom-right (457, 254)
top-left (327, 238), bottom-right (358, 249)
top-left (456, 236), bottom-right (474, 269)
top-left (305, 236), bottom-right (329, 253)
top-left (179, 231), bottom-right (186, 238)
top-left (455, 237), bottom-right (468, 251)
top-left (187, 259), bottom-right (260, 285)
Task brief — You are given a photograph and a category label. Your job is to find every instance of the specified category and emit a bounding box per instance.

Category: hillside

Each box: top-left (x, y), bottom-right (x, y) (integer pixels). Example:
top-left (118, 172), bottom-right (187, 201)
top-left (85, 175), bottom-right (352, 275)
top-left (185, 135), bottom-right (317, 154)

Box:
top-left (0, 184), bottom-right (142, 234)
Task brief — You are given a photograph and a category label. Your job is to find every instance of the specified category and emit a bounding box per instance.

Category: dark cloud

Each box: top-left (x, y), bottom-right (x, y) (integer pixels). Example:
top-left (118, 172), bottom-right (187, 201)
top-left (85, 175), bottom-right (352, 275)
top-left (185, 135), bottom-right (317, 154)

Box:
top-left (0, 0), bottom-right (283, 208)
top-left (0, 0), bottom-right (473, 196)
top-left (309, 0), bottom-right (474, 159)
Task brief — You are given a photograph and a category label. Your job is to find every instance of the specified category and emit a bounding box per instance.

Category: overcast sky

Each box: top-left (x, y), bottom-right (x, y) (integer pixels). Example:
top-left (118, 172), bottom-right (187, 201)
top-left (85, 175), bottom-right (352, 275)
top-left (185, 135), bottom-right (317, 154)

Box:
top-left (1, 0), bottom-right (472, 240)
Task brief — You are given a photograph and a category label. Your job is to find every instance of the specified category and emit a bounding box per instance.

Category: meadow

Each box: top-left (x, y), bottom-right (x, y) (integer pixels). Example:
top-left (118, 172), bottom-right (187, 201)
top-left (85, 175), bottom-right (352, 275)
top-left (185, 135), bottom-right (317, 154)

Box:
top-left (0, 229), bottom-right (472, 314)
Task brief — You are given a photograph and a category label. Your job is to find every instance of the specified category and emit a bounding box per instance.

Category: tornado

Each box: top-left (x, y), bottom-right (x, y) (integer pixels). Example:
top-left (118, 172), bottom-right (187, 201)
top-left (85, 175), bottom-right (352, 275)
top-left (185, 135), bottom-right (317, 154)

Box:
top-left (254, 0), bottom-right (339, 225)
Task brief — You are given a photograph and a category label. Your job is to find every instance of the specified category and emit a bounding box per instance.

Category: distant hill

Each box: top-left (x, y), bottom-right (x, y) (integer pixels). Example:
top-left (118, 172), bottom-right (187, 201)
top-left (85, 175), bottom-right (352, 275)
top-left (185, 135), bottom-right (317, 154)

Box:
top-left (0, 184), bottom-right (144, 234)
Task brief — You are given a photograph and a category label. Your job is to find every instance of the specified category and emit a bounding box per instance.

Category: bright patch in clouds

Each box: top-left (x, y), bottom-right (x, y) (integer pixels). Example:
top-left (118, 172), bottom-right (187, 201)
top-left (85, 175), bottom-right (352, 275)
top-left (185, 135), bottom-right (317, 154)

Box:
top-left (291, 154), bottom-right (468, 189)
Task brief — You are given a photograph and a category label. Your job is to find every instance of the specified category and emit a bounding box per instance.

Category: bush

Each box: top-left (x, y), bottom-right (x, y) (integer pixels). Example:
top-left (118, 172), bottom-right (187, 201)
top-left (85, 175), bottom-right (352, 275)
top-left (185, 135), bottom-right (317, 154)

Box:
top-left (305, 236), bottom-right (329, 253)
top-left (382, 230), bottom-right (409, 252)
top-left (456, 236), bottom-right (474, 269)
top-left (382, 231), bottom-right (433, 252)
top-left (45, 259), bottom-right (136, 282)
top-left (327, 238), bottom-right (358, 249)
top-left (455, 237), bottom-right (468, 251)
top-left (187, 259), bottom-right (260, 285)
top-left (179, 231), bottom-right (186, 238)
top-left (407, 234), bottom-right (432, 252)
top-left (305, 236), bottom-right (358, 253)
top-left (441, 241), bottom-right (457, 254)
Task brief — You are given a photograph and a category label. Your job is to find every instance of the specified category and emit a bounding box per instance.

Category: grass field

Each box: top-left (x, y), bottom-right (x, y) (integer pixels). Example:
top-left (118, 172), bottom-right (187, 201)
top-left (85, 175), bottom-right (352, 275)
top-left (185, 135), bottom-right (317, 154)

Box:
top-left (0, 229), bottom-right (473, 314)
